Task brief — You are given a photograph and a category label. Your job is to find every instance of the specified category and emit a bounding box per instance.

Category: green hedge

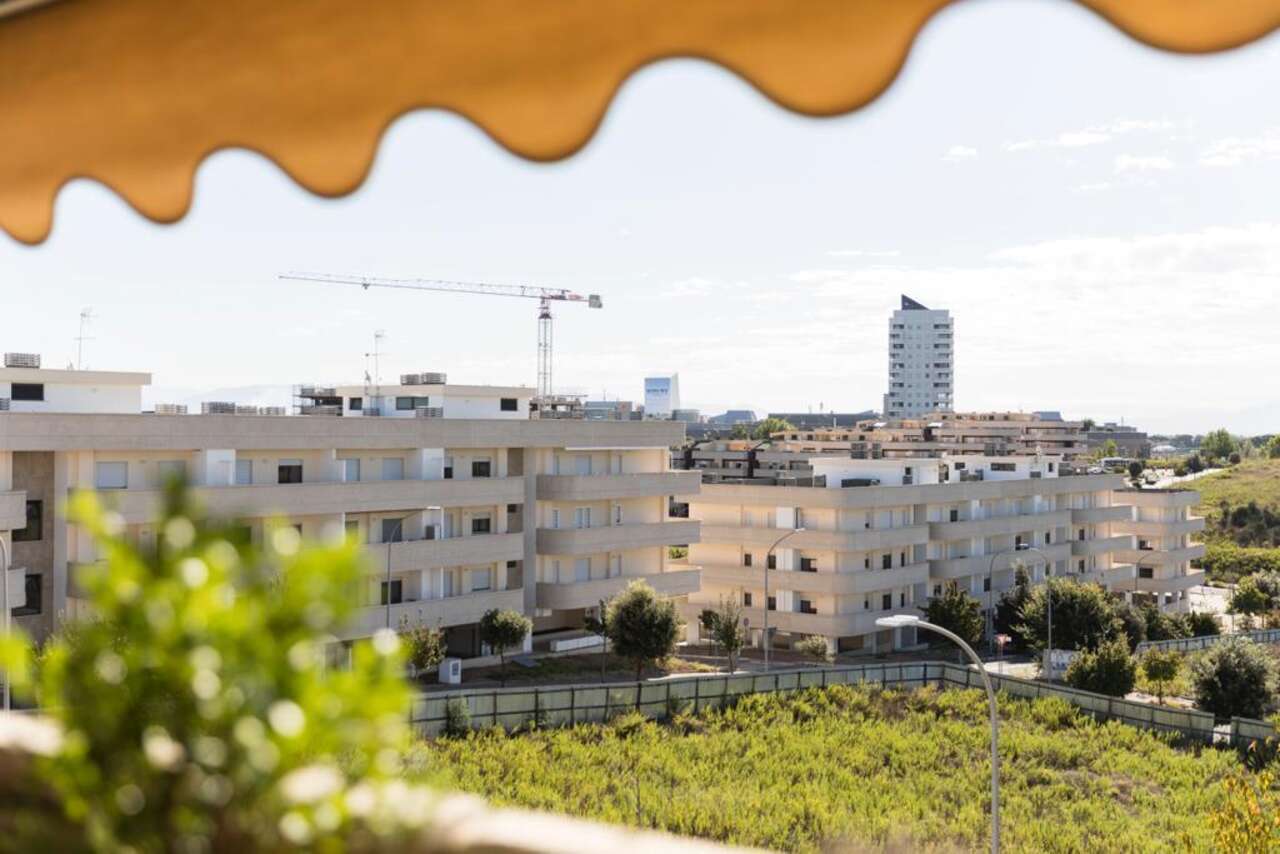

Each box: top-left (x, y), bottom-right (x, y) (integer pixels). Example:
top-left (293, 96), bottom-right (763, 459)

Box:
top-left (1200, 543), bottom-right (1280, 585)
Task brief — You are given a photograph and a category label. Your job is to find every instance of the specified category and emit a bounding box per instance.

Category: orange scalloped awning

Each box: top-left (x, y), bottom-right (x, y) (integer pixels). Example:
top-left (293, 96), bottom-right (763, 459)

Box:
top-left (2, 0), bottom-right (1279, 245)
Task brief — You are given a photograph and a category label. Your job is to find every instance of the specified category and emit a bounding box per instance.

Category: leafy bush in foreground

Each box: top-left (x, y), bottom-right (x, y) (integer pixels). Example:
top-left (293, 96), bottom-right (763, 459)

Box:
top-left (1065, 638), bottom-right (1137, 697)
top-left (0, 485), bottom-right (423, 852)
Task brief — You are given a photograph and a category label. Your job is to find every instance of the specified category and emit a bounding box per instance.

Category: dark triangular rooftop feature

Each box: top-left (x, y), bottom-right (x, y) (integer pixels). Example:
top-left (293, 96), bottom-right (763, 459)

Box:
top-left (901, 295), bottom-right (929, 310)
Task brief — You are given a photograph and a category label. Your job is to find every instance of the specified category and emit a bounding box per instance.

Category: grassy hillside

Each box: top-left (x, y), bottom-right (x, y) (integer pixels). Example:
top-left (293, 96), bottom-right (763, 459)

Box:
top-left (1190, 458), bottom-right (1280, 545)
top-left (415, 685), bottom-right (1242, 852)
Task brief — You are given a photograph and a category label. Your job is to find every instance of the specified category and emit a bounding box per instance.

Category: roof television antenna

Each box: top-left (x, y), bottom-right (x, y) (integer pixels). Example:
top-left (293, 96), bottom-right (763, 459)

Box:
top-left (75, 307), bottom-right (96, 370)
top-left (364, 330), bottom-right (386, 411)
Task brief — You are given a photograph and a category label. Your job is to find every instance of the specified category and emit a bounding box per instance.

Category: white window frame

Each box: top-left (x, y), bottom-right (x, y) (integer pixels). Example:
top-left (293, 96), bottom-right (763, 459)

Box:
top-left (340, 458), bottom-right (360, 483)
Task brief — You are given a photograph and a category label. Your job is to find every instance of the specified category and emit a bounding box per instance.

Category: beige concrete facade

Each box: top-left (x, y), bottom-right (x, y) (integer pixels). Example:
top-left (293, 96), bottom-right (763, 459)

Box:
top-left (682, 472), bottom-right (1201, 655)
top-left (1112, 488), bottom-right (1206, 610)
top-left (0, 413), bottom-right (700, 656)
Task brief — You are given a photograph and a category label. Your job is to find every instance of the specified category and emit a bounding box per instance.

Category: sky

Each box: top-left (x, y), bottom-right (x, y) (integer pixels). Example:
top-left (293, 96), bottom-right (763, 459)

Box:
top-left (2, 0), bottom-right (1279, 434)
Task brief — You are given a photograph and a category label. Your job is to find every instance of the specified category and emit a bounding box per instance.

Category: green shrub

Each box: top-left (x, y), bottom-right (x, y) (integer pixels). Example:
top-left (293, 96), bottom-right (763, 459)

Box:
top-left (443, 698), bottom-right (472, 738)
top-left (1184, 612), bottom-right (1220, 637)
top-left (400, 616), bottom-right (447, 675)
top-left (1190, 637), bottom-right (1277, 720)
top-left (795, 634), bottom-right (832, 664)
top-left (1203, 544), bottom-right (1280, 586)
top-left (1016, 578), bottom-right (1121, 652)
top-left (922, 583), bottom-right (984, 648)
top-left (1064, 638), bottom-right (1137, 697)
top-left (0, 484), bottom-right (420, 851)
top-left (1140, 649), bottom-right (1183, 704)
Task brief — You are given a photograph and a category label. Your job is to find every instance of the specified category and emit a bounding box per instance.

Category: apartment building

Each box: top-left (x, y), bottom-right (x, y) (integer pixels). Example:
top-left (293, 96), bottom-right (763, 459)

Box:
top-left (850, 412), bottom-right (1088, 461)
top-left (0, 358), bottom-right (701, 658)
top-left (883, 295), bottom-right (954, 419)
top-left (295, 373), bottom-right (533, 419)
top-left (1113, 489), bottom-right (1206, 612)
top-left (682, 452), bottom-right (1202, 656)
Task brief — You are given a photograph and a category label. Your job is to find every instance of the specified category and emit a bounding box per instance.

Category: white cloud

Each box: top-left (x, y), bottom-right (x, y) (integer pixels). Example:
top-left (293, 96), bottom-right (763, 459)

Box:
top-left (942, 145), bottom-right (978, 162)
top-left (1003, 119), bottom-right (1173, 152)
top-left (1200, 129), bottom-right (1280, 167)
top-left (1113, 154), bottom-right (1174, 173)
top-left (826, 249), bottom-right (901, 258)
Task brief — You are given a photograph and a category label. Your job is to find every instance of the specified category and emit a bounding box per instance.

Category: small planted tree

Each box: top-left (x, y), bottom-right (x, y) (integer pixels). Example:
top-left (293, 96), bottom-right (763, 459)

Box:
top-left (605, 580), bottom-right (682, 681)
top-left (398, 615), bottom-right (447, 677)
top-left (1229, 575), bottom-right (1273, 627)
top-left (1190, 637), bottom-right (1276, 720)
top-left (583, 599), bottom-right (612, 682)
top-left (1141, 648), bottom-right (1182, 705)
top-left (1064, 638), bottom-right (1137, 697)
top-left (1016, 577), bottom-right (1118, 652)
top-left (697, 607), bottom-right (720, 655)
top-left (479, 607), bottom-right (532, 687)
top-left (923, 583), bottom-right (984, 649)
top-left (994, 565), bottom-right (1032, 650)
top-left (710, 598), bottom-right (746, 672)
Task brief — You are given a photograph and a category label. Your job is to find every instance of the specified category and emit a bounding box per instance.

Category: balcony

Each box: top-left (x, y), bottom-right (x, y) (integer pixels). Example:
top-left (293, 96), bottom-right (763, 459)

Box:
top-left (928, 509), bottom-right (1071, 541)
top-left (1135, 570), bottom-right (1207, 594)
top-left (928, 542), bottom-right (1072, 580)
top-left (1075, 564), bottom-right (1137, 589)
top-left (697, 524), bottom-right (928, 552)
top-left (535, 568), bottom-right (700, 610)
top-left (535, 471), bottom-right (701, 501)
top-left (699, 562), bottom-right (929, 595)
top-left (97, 477), bottom-right (524, 523)
top-left (341, 588), bottom-right (524, 640)
top-left (535, 520), bottom-right (700, 555)
top-left (1069, 506), bottom-right (1132, 525)
top-left (370, 532), bottom-right (523, 573)
top-left (0, 490), bottom-right (25, 531)
top-left (1070, 535), bottom-right (1134, 557)
top-left (1116, 517), bottom-right (1206, 537)
top-left (1117, 544), bottom-right (1206, 567)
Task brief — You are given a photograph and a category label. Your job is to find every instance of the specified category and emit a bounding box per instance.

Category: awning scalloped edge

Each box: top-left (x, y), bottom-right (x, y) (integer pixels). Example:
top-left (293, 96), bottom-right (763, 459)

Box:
top-left (2, 0), bottom-right (1278, 245)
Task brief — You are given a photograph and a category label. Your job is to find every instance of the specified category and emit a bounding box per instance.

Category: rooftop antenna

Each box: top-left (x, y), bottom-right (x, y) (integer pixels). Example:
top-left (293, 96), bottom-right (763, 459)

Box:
top-left (75, 307), bottom-right (95, 370)
top-left (364, 330), bottom-right (386, 411)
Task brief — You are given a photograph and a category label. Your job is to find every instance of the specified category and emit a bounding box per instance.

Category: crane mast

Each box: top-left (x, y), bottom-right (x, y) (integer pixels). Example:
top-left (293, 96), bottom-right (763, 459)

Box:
top-left (280, 271), bottom-right (601, 401)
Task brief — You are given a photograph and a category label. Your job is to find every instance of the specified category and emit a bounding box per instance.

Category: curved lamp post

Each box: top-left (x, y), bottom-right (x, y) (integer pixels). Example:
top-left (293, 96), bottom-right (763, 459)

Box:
top-left (763, 526), bottom-right (805, 671)
top-left (878, 613), bottom-right (1000, 854)
top-left (987, 544), bottom-right (1049, 657)
top-left (1, 535), bottom-right (9, 711)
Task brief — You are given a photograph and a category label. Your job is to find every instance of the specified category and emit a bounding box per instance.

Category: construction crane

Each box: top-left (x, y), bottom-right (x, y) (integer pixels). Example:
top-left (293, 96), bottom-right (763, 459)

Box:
top-left (279, 271), bottom-right (602, 400)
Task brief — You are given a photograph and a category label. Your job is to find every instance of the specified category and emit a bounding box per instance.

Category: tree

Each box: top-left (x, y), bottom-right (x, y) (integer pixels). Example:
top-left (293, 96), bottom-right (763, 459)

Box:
top-left (605, 580), bottom-right (682, 681)
top-left (398, 615), bottom-right (447, 676)
top-left (728, 424), bottom-right (750, 440)
top-left (1141, 649), bottom-right (1182, 705)
top-left (1112, 601), bottom-right (1148, 651)
top-left (1095, 438), bottom-right (1119, 460)
top-left (583, 599), bottom-right (612, 682)
top-left (1081, 418), bottom-right (1096, 432)
top-left (1015, 578), bottom-right (1119, 652)
top-left (1202, 428), bottom-right (1237, 462)
top-left (1229, 452), bottom-right (1242, 465)
top-left (1189, 636), bottom-right (1276, 719)
top-left (696, 607), bottom-right (719, 654)
top-left (710, 598), bottom-right (747, 672)
top-left (923, 583), bottom-right (984, 648)
top-left (1229, 575), bottom-right (1273, 619)
top-left (1184, 611), bottom-right (1220, 637)
top-left (1139, 603), bottom-right (1186, 644)
top-left (795, 634), bottom-right (833, 664)
top-left (1064, 638), bottom-right (1137, 697)
top-left (994, 565), bottom-right (1032, 650)
top-left (1186, 454), bottom-right (1205, 474)
top-left (1127, 460), bottom-right (1144, 486)
top-left (1266, 435), bottom-right (1280, 459)
top-left (751, 417), bottom-right (795, 440)
top-left (479, 608), bottom-right (532, 687)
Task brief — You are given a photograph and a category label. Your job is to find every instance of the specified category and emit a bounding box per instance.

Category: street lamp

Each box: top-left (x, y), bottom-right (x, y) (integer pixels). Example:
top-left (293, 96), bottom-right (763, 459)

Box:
top-left (1, 535), bottom-right (10, 711)
top-left (763, 526), bottom-right (805, 671)
top-left (987, 544), bottom-right (1048, 656)
top-left (878, 613), bottom-right (1001, 854)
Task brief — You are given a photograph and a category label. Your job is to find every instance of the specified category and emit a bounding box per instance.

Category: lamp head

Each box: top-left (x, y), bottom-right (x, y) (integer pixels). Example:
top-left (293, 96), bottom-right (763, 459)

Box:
top-left (875, 614), bottom-right (920, 629)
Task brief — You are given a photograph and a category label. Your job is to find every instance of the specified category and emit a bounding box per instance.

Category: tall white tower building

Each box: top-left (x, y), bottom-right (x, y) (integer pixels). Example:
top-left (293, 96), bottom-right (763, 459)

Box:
top-left (644, 373), bottom-right (680, 419)
top-left (882, 295), bottom-right (953, 418)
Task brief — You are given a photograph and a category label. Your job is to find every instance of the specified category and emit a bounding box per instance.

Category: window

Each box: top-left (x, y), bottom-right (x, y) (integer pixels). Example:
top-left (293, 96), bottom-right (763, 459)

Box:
top-left (983, 577), bottom-right (991, 592)
top-left (344, 519), bottom-right (359, 542)
top-left (395, 396), bottom-right (430, 411)
top-left (471, 568), bottom-right (493, 591)
top-left (881, 554), bottom-right (892, 570)
top-left (574, 558), bottom-right (590, 582)
top-left (767, 596), bottom-right (777, 611)
top-left (799, 599), bottom-right (816, 615)
top-left (1044, 532), bottom-right (1051, 545)
top-left (277, 459), bottom-right (303, 484)
top-left (348, 397), bottom-right (363, 411)
top-left (949, 508), bottom-right (959, 522)
top-left (881, 593), bottom-right (892, 610)
top-left (471, 516), bottom-right (492, 534)
top-left (613, 504), bottom-right (622, 525)
top-left (743, 552), bottom-right (753, 567)
top-left (339, 458), bottom-right (360, 482)
top-left (991, 463), bottom-right (1016, 472)
top-left (574, 455), bottom-right (591, 475)
top-left (95, 461), bottom-right (128, 490)
top-left (380, 580), bottom-right (403, 605)
top-left (13, 500), bottom-right (42, 542)
top-left (443, 457), bottom-right (454, 479)
top-left (157, 460), bottom-right (186, 483)
top-left (1014, 535), bottom-right (1024, 548)
top-left (1078, 528), bottom-right (1086, 541)
top-left (500, 397), bottom-right (518, 411)
top-left (235, 459), bottom-right (253, 485)
top-left (1138, 566), bottom-right (1154, 579)
top-left (800, 557), bottom-right (816, 572)
top-left (10, 383), bottom-right (43, 401)
top-left (1078, 560), bottom-right (1086, 572)
top-left (381, 518), bottom-right (404, 543)
top-left (767, 553), bottom-right (777, 570)
top-left (743, 591), bottom-right (753, 607)
top-left (471, 459), bottom-right (492, 478)
top-left (1138, 539), bottom-right (1152, 551)
top-left (550, 508), bottom-right (561, 529)
top-left (13, 574), bottom-right (42, 616)
top-left (381, 457), bottom-right (404, 481)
